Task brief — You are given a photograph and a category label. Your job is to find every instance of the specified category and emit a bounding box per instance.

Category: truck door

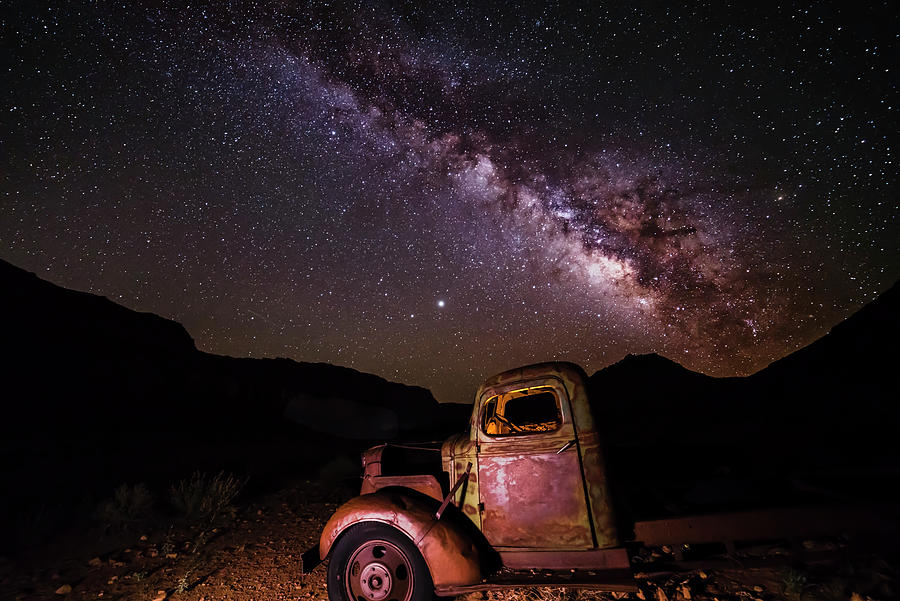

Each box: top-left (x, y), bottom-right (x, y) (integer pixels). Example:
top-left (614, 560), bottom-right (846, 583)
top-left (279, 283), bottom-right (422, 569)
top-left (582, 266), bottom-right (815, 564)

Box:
top-left (477, 382), bottom-right (594, 549)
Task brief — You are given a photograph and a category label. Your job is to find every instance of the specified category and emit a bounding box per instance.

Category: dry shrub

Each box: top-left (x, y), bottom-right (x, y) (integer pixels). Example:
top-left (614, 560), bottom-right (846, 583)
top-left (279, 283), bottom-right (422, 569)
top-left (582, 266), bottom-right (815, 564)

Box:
top-left (168, 470), bottom-right (244, 523)
top-left (97, 483), bottom-right (153, 529)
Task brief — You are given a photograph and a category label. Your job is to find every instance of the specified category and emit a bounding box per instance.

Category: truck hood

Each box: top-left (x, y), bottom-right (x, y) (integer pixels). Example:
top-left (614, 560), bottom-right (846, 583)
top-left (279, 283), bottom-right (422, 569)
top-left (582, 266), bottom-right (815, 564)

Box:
top-left (441, 431), bottom-right (474, 468)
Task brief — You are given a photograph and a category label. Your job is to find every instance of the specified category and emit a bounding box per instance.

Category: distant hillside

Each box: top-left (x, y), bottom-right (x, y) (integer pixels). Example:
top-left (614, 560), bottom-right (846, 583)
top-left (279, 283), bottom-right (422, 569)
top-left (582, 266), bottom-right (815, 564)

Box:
top-left (751, 279), bottom-right (900, 392)
top-left (589, 352), bottom-right (736, 444)
top-left (0, 258), bottom-right (443, 437)
top-left (590, 280), bottom-right (900, 483)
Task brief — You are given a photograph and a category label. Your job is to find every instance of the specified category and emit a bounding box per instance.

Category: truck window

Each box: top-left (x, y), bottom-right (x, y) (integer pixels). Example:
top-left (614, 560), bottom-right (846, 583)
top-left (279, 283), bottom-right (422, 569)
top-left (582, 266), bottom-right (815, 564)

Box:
top-left (482, 387), bottom-right (561, 436)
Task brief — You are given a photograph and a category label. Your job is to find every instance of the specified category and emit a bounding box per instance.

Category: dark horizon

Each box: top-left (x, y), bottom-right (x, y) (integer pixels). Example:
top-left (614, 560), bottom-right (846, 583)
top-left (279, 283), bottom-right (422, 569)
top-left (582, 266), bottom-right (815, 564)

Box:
top-left (3, 2), bottom-right (897, 402)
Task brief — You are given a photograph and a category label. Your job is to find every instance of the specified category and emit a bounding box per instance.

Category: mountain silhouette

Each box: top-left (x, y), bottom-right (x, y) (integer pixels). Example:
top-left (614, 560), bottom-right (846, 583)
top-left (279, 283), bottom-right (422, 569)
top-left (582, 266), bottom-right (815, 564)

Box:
top-left (0, 258), bottom-right (440, 437)
top-left (590, 280), bottom-right (899, 450)
top-left (0, 258), bottom-right (446, 549)
top-left (752, 279), bottom-right (900, 392)
top-left (589, 281), bottom-right (900, 518)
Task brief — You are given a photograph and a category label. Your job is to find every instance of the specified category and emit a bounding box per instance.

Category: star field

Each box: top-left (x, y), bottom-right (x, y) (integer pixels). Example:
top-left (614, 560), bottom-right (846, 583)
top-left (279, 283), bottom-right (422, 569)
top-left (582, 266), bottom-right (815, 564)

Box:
top-left (2, 1), bottom-right (897, 402)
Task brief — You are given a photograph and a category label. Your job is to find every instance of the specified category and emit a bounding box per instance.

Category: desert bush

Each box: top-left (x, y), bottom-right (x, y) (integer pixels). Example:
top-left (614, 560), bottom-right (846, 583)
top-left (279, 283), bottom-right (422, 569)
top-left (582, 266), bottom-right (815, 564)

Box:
top-left (175, 573), bottom-right (191, 594)
top-left (97, 483), bottom-right (153, 529)
top-left (168, 470), bottom-right (244, 523)
top-left (782, 568), bottom-right (810, 601)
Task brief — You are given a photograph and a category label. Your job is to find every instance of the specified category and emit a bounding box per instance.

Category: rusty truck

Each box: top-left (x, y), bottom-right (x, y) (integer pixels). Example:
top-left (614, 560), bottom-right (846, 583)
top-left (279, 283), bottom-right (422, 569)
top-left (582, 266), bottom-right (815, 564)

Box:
top-left (301, 362), bottom-right (896, 601)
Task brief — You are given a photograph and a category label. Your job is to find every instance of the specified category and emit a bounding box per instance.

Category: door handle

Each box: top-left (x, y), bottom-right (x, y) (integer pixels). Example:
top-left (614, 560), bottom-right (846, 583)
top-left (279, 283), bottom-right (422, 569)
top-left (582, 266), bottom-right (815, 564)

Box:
top-left (556, 439), bottom-right (576, 454)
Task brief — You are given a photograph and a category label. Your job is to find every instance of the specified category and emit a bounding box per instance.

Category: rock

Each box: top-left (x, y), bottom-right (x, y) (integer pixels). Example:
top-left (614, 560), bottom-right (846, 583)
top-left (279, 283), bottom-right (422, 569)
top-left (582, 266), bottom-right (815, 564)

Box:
top-left (752, 585), bottom-right (764, 592)
top-left (679, 585), bottom-right (691, 599)
top-left (54, 584), bottom-right (72, 595)
top-left (152, 590), bottom-right (167, 601)
top-left (656, 588), bottom-right (669, 601)
top-left (89, 557), bottom-right (102, 567)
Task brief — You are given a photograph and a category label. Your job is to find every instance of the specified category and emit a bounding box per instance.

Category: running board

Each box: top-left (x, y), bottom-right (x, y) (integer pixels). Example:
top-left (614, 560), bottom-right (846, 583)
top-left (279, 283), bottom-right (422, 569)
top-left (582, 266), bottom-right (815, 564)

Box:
top-left (435, 570), bottom-right (638, 596)
top-left (500, 547), bottom-right (631, 570)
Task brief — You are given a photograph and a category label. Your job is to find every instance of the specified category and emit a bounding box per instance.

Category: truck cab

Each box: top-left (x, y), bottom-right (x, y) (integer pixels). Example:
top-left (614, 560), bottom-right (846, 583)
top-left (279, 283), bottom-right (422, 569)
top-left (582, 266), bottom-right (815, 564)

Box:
top-left (440, 362), bottom-right (618, 550)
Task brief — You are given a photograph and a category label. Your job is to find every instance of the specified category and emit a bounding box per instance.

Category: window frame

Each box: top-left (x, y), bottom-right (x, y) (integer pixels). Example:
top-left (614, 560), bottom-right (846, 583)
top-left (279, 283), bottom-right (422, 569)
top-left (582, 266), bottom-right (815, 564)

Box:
top-left (479, 384), bottom-right (565, 438)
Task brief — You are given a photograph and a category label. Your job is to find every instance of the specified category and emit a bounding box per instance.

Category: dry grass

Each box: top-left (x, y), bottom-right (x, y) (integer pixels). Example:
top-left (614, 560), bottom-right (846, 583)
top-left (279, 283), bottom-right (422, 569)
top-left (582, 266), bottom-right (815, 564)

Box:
top-left (97, 482), bottom-right (154, 529)
top-left (168, 470), bottom-right (244, 523)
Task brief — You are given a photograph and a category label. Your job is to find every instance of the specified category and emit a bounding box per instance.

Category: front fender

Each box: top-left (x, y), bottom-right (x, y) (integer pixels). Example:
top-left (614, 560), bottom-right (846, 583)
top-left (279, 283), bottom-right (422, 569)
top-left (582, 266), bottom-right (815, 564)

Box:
top-left (319, 489), bottom-right (483, 588)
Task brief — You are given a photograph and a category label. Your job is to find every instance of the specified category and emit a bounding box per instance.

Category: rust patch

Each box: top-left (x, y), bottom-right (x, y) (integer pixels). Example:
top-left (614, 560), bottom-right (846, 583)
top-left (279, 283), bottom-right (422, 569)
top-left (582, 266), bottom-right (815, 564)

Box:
top-left (479, 449), bottom-right (593, 548)
top-left (579, 434), bottom-right (618, 547)
top-left (361, 444), bottom-right (386, 478)
top-left (442, 432), bottom-right (481, 530)
top-left (360, 474), bottom-right (444, 501)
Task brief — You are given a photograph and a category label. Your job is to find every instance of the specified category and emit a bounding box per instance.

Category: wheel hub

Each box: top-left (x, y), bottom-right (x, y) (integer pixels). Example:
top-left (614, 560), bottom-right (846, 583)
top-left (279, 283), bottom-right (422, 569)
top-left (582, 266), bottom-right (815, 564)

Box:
top-left (345, 539), bottom-right (414, 601)
top-left (359, 563), bottom-right (392, 600)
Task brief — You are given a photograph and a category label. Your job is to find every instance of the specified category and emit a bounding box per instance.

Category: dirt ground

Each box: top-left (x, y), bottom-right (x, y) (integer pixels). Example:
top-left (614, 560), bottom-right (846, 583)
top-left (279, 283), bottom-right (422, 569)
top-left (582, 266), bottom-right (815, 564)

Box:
top-left (1, 479), bottom-right (337, 601)
top-left (1, 477), bottom-right (895, 601)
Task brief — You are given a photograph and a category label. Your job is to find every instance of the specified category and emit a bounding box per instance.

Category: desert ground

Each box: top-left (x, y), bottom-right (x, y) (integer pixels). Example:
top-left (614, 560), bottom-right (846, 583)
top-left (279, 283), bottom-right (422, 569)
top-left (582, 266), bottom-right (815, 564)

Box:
top-left (3, 474), bottom-right (895, 601)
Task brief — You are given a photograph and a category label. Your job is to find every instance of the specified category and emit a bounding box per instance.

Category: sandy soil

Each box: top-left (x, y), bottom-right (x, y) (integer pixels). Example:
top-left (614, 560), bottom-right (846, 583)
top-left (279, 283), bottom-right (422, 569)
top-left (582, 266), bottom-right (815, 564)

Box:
top-left (1, 479), bottom-right (340, 601)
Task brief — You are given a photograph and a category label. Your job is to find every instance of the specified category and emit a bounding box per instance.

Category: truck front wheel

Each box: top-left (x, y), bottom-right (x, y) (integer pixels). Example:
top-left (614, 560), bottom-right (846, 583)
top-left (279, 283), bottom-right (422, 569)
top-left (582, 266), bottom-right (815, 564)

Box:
top-left (328, 523), bottom-right (433, 601)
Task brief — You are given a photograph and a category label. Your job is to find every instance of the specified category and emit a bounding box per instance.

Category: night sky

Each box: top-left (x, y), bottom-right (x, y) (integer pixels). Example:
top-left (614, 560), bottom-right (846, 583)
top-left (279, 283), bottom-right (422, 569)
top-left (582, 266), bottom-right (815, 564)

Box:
top-left (3, 2), bottom-right (897, 402)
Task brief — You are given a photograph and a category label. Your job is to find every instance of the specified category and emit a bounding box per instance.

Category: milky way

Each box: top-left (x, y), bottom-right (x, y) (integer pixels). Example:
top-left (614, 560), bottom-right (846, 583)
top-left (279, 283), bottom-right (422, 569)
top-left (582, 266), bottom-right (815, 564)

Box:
top-left (3, 2), bottom-right (897, 401)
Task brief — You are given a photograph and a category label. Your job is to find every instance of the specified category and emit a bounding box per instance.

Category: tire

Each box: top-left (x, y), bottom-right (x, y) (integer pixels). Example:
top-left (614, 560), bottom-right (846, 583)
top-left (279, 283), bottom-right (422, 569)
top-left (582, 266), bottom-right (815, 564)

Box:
top-left (327, 522), bottom-right (433, 601)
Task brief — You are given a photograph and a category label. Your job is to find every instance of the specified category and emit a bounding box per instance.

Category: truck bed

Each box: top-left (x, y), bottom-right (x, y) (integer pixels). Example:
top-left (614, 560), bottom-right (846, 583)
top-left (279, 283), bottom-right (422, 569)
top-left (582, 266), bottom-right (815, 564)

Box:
top-left (603, 440), bottom-right (900, 529)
